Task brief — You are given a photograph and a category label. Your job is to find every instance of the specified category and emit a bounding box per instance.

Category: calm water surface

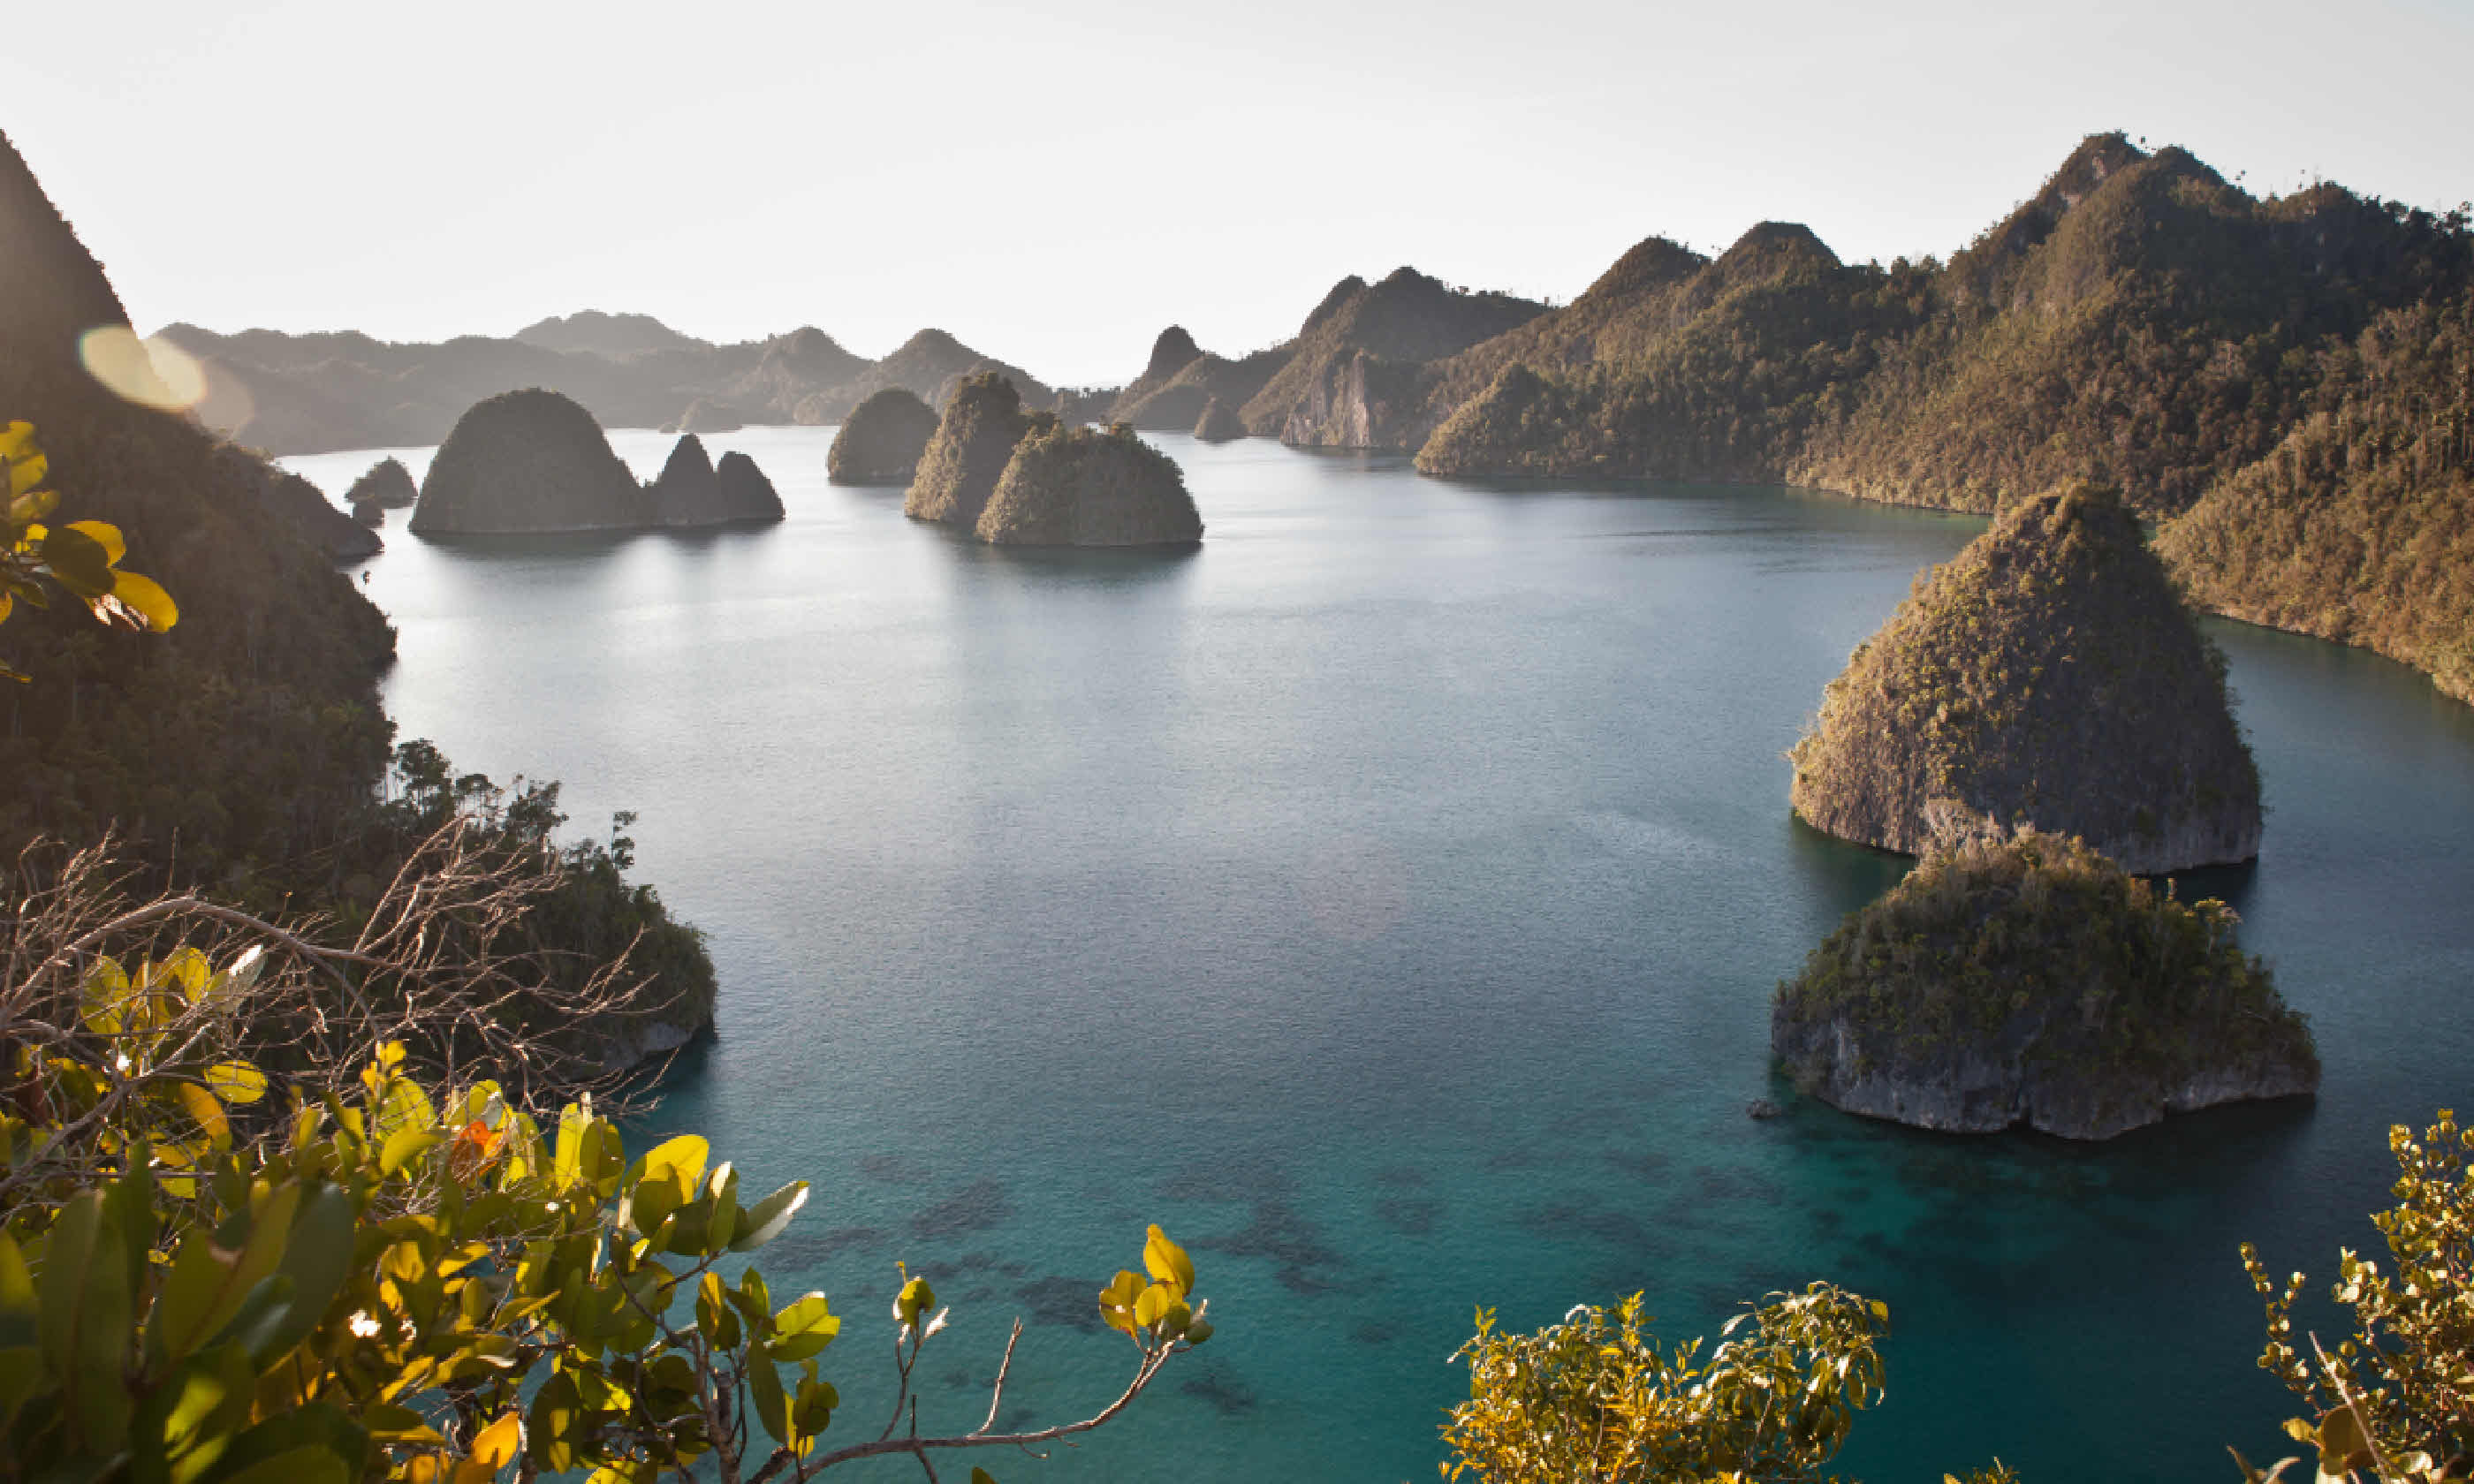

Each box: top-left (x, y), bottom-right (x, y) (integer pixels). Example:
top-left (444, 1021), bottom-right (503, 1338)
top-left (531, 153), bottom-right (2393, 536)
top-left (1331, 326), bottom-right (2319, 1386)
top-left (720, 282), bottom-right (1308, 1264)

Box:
top-left (285, 428), bottom-right (2474, 1483)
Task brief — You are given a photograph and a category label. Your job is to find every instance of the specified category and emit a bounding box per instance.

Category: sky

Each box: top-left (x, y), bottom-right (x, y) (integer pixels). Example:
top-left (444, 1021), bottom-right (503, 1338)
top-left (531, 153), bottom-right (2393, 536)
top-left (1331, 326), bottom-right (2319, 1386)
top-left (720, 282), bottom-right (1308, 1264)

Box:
top-left (14, 0), bottom-right (2473, 386)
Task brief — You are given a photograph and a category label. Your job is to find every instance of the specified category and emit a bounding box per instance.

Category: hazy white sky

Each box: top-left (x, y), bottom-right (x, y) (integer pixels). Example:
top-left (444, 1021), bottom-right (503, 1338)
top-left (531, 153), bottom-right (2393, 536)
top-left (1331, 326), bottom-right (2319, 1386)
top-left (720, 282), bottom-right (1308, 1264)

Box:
top-left (15, 0), bottom-right (2471, 385)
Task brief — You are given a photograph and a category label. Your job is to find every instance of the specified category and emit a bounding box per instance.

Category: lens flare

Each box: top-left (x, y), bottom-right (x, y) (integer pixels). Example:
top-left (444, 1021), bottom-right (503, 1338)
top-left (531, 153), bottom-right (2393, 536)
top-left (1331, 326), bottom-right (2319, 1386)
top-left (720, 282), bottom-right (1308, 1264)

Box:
top-left (78, 326), bottom-right (211, 412)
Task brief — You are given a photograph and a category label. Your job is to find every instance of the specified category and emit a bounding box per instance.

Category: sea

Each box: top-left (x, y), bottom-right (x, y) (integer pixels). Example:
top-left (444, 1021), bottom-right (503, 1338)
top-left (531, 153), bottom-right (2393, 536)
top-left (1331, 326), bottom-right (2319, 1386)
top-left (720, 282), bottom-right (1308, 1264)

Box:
top-left (282, 427), bottom-right (2474, 1483)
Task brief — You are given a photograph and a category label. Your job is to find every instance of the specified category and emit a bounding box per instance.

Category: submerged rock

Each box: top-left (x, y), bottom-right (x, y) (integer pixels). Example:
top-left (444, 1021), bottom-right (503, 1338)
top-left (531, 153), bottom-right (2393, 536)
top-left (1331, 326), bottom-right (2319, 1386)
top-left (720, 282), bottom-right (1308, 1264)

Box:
top-left (1789, 483), bottom-right (2261, 874)
top-left (907, 371), bottom-right (1039, 528)
top-left (975, 422), bottom-right (1202, 547)
top-left (1772, 830), bottom-right (2318, 1140)
top-left (344, 456), bottom-right (419, 508)
top-left (829, 387), bottom-right (939, 484)
top-left (1193, 398), bottom-right (1246, 443)
top-left (410, 388), bottom-right (649, 535)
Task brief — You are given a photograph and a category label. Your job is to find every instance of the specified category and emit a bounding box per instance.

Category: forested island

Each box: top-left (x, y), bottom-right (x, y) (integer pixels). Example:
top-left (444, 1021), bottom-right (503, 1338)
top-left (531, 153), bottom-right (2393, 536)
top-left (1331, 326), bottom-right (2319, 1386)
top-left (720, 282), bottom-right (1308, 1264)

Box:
top-left (1790, 483), bottom-right (2261, 873)
top-left (1771, 830), bottom-right (2318, 1138)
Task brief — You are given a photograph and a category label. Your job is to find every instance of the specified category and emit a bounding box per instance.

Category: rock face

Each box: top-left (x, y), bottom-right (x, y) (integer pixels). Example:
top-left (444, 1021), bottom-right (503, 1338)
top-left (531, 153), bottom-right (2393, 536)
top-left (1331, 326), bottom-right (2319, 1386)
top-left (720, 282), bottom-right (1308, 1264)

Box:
top-left (906, 372), bottom-right (1041, 528)
top-left (1772, 831), bottom-right (2318, 1140)
top-left (670, 398), bottom-right (743, 434)
top-left (352, 499), bottom-right (383, 527)
top-left (713, 451), bottom-right (783, 524)
top-left (345, 457), bottom-right (419, 509)
top-left (975, 423), bottom-right (1203, 547)
top-left (1193, 398), bottom-right (1246, 442)
top-left (828, 387), bottom-right (939, 484)
top-left (1243, 267), bottom-right (1547, 447)
top-left (1789, 484), bottom-right (2261, 874)
top-left (410, 388), bottom-right (649, 535)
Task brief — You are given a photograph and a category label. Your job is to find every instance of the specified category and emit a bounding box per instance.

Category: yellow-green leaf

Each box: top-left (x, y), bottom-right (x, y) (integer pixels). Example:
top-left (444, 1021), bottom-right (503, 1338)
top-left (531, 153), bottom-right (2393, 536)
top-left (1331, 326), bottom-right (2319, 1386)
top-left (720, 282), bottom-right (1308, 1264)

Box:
top-left (205, 1060), bottom-right (267, 1106)
top-left (1143, 1224), bottom-right (1195, 1296)
top-left (65, 519), bottom-right (124, 564)
top-left (109, 571), bottom-right (178, 632)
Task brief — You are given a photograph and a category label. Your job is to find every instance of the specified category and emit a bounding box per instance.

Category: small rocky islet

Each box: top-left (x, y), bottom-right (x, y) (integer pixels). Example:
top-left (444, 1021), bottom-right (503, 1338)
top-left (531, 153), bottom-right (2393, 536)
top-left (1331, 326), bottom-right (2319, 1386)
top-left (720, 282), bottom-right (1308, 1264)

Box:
top-left (1770, 830), bottom-right (2318, 1140)
top-left (905, 372), bottom-right (1200, 547)
top-left (408, 388), bottom-right (780, 535)
top-left (828, 387), bottom-right (940, 485)
top-left (1789, 482), bottom-right (2260, 874)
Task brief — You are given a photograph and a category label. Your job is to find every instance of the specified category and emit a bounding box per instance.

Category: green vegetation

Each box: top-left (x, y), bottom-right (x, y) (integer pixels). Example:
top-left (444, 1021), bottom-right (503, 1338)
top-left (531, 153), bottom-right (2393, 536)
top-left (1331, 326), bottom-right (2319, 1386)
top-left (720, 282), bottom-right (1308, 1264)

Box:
top-left (905, 373), bottom-right (1047, 529)
top-left (826, 388), bottom-right (938, 485)
top-left (976, 422), bottom-right (1203, 547)
top-left (1771, 830), bottom-right (2315, 1139)
top-left (2158, 295), bottom-right (2474, 703)
top-left (1789, 483), bottom-right (2259, 874)
top-left (2243, 1109), bottom-right (2474, 1482)
top-left (0, 421), bottom-right (178, 681)
top-left (0, 899), bottom-right (1213, 1484)
top-left (1439, 1284), bottom-right (1897, 1484)
top-left (0, 129), bottom-right (714, 1063)
top-left (1446, 1105), bottom-right (2474, 1481)
top-left (1417, 226), bottom-right (1934, 480)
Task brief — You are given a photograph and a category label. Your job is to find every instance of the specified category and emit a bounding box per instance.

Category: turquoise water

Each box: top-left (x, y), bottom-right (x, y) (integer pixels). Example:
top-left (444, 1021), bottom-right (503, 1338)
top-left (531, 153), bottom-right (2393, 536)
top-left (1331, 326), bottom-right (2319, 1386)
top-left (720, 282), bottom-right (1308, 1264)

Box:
top-left (285, 429), bottom-right (2474, 1483)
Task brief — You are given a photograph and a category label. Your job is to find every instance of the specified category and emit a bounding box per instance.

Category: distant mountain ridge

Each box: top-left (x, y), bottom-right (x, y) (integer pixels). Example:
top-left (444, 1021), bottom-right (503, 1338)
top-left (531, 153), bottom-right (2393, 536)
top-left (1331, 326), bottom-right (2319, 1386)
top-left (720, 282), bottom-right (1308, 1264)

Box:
top-left (163, 314), bottom-right (1060, 456)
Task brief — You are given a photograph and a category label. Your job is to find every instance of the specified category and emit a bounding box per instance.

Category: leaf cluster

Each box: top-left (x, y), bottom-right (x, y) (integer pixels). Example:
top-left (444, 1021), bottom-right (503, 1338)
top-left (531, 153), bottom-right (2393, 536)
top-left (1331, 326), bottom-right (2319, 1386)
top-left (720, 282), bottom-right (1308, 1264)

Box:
top-left (1438, 1283), bottom-right (1890, 1484)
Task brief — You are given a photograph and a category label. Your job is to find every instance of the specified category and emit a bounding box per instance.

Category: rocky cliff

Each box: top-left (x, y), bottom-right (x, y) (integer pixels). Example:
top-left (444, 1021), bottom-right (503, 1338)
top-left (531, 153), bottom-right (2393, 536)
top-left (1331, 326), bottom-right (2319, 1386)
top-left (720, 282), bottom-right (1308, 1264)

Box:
top-left (907, 372), bottom-right (1043, 528)
top-left (975, 423), bottom-right (1203, 547)
top-left (1789, 483), bottom-right (2261, 874)
top-left (410, 389), bottom-right (650, 535)
top-left (1242, 267), bottom-right (1546, 447)
top-left (1772, 831), bottom-right (2318, 1140)
top-left (829, 387), bottom-right (940, 484)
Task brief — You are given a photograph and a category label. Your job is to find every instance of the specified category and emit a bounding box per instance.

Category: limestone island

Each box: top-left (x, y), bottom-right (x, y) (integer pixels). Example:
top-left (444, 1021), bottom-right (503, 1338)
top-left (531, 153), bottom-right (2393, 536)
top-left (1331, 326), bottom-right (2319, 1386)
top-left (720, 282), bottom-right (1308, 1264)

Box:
top-left (976, 422), bottom-right (1203, 547)
top-left (1193, 398), bottom-right (1246, 443)
top-left (828, 387), bottom-right (939, 484)
top-left (352, 498), bottom-right (383, 527)
top-left (1789, 483), bottom-right (2260, 874)
top-left (906, 372), bottom-right (1048, 530)
top-left (345, 456), bottom-right (419, 508)
top-left (1771, 830), bottom-right (2318, 1139)
top-left (411, 389), bottom-right (780, 535)
top-left (649, 434), bottom-right (784, 526)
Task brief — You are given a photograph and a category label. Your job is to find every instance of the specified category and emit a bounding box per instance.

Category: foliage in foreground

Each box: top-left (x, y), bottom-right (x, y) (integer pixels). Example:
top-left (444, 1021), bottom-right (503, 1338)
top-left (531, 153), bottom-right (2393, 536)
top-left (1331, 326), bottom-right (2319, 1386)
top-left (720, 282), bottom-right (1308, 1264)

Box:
top-left (0, 420), bottom-right (177, 680)
top-left (0, 940), bottom-right (1213, 1484)
top-left (1438, 1283), bottom-right (1899, 1484)
top-left (2241, 1110), bottom-right (2474, 1482)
